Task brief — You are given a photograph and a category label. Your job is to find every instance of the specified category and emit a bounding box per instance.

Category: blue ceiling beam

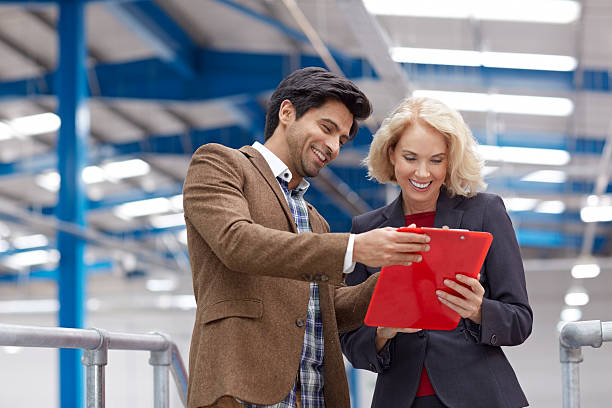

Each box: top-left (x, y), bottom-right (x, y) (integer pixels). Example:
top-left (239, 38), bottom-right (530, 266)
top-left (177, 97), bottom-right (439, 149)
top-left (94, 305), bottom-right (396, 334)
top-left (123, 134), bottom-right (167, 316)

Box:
top-left (105, 0), bottom-right (197, 78)
top-left (0, 50), bottom-right (373, 101)
top-left (402, 63), bottom-right (576, 92)
top-left (2, 53), bottom-right (612, 102)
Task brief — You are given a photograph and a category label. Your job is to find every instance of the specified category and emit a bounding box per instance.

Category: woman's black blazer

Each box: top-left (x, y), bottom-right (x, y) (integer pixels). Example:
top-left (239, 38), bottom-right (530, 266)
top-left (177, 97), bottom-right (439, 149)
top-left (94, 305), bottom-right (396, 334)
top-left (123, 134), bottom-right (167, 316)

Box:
top-left (341, 190), bottom-right (533, 408)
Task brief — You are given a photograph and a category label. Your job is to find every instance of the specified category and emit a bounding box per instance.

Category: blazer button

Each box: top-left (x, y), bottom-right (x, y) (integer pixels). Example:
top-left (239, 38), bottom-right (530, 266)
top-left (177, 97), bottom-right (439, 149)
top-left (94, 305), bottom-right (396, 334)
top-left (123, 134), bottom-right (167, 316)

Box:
top-left (296, 318), bottom-right (306, 327)
top-left (490, 334), bottom-right (498, 345)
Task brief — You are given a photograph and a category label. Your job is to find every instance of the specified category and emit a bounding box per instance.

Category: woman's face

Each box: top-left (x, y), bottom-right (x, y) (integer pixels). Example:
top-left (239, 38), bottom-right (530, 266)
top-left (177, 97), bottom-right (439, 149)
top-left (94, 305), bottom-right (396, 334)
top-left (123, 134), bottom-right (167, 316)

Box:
top-left (389, 120), bottom-right (448, 214)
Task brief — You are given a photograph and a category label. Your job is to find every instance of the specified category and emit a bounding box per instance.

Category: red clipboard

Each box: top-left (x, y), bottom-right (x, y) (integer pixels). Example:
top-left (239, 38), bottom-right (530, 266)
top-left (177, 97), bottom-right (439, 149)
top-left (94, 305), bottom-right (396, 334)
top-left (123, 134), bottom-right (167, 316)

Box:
top-left (364, 227), bottom-right (493, 330)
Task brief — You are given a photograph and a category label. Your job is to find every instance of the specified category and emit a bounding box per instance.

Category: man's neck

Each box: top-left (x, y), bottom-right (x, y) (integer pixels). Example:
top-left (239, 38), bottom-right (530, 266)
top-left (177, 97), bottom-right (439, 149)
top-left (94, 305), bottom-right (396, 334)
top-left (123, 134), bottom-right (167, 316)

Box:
top-left (263, 139), bottom-right (303, 190)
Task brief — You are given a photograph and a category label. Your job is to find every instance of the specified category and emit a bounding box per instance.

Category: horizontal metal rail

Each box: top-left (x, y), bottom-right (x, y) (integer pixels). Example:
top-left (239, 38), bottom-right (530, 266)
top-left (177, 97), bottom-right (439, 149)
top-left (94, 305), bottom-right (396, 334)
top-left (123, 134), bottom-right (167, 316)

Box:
top-left (559, 320), bottom-right (612, 408)
top-left (0, 323), bottom-right (188, 407)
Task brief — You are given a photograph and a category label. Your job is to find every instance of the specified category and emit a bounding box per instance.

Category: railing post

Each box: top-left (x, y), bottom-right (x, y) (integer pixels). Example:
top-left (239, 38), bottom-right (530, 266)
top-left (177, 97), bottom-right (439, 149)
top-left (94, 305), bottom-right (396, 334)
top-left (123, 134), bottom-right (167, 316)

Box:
top-left (150, 332), bottom-right (171, 408)
top-left (560, 343), bottom-right (582, 408)
top-left (81, 329), bottom-right (109, 408)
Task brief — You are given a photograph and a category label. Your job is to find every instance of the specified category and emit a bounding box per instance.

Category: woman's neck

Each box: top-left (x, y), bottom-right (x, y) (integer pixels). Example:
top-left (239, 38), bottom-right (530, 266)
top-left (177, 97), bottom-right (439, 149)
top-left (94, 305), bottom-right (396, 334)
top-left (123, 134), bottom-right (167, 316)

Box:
top-left (402, 194), bottom-right (439, 215)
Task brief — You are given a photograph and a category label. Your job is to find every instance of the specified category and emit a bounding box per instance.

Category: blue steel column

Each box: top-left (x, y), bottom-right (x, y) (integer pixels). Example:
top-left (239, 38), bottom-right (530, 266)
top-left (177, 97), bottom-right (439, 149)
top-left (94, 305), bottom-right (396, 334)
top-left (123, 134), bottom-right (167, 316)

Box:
top-left (56, 1), bottom-right (89, 408)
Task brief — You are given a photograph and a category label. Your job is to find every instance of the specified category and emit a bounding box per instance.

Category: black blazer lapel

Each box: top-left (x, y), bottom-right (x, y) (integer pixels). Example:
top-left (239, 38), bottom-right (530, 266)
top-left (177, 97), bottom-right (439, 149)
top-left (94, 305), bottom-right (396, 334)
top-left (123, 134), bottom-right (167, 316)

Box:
top-left (381, 194), bottom-right (406, 228)
top-left (239, 145), bottom-right (298, 233)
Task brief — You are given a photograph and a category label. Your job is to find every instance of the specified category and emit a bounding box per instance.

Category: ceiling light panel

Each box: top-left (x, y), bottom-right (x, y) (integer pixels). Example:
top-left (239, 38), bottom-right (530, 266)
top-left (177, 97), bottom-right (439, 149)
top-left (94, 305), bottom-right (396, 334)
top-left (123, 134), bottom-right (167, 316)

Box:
top-left (535, 201), bottom-right (566, 214)
top-left (12, 234), bottom-right (49, 250)
top-left (571, 263), bottom-right (600, 279)
top-left (103, 159), bottom-right (150, 180)
top-left (412, 90), bottom-right (574, 117)
top-left (477, 145), bottom-right (570, 166)
top-left (9, 113), bottom-right (61, 137)
top-left (521, 170), bottom-right (567, 183)
top-left (364, 0), bottom-right (581, 24)
top-left (392, 47), bottom-right (577, 71)
top-left (503, 197), bottom-right (538, 212)
top-left (113, 197), bottom-right (171, 219)
top-left (3, 249), bottom-right (60, 269)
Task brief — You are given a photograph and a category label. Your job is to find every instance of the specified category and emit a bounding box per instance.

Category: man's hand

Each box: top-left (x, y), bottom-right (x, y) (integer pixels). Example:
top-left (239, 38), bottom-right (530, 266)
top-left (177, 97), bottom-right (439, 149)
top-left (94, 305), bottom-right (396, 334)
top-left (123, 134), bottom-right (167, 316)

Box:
top-left (353, 226), bottom-right (430, 267)
top-left (436, 274), bottom-right (485, 324)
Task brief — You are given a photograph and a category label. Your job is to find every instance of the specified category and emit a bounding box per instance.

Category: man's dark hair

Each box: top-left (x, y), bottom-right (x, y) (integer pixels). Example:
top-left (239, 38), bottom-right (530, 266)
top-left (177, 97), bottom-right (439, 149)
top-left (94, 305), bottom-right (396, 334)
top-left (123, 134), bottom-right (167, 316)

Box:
top-left (264, 67), bottom-right (372, 141)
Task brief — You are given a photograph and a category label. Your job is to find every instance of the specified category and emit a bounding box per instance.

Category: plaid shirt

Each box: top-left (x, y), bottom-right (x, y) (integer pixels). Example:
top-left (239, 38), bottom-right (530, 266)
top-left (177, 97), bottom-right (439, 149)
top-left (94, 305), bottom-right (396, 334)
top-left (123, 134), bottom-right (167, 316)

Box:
top-left (240, 175), bottom-right (325, 408)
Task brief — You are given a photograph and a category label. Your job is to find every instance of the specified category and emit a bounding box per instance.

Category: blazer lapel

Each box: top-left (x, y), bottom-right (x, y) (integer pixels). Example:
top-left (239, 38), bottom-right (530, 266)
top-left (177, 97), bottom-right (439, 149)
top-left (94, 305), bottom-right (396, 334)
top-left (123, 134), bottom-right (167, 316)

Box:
top-left (239, 145), bottom-right (298, 233)
top-left (381, 194), bottom-right (406, 228)
top-left (434, 188), bottom-right (465, 229)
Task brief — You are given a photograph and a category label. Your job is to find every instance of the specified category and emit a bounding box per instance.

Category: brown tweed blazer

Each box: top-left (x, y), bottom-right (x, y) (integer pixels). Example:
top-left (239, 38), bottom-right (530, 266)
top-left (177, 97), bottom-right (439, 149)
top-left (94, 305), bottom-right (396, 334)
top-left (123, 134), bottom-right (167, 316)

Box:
top-left (183, 144), bottom-right (378, 408)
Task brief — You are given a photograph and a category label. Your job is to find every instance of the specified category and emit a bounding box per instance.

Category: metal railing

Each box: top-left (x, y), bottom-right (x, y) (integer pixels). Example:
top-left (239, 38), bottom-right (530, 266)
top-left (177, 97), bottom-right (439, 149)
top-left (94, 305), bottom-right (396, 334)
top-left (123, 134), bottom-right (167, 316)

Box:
top-left (0, 323), bottom-right (188, 408)
top-left (559, 320), bottom-right (612, 408)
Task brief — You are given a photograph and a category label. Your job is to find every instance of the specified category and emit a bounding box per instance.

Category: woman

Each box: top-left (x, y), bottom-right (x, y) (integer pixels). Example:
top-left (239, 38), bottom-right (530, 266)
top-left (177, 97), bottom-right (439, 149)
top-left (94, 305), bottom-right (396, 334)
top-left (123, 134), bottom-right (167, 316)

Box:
top-left (341, 97), bottom-right (532, 408)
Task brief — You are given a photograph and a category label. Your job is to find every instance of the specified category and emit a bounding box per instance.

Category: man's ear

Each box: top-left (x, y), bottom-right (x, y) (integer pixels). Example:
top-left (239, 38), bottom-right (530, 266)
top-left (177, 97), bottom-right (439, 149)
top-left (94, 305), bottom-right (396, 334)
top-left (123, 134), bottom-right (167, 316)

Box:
top-left (278, 99), bottom-right (295, 126)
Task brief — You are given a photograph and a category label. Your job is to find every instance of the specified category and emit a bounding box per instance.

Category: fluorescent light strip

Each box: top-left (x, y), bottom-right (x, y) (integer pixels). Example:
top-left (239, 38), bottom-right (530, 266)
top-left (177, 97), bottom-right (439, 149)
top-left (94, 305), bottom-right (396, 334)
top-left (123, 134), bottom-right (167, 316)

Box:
top-left (364, 0), bottom-right (581, 24)
top-left (150, 212), bottom-right (185, 229)
top-left (104, 159), bottom-right (150, 179)
top-left (571, 264), bottom-right (600, 279)
top-left (3, 249), bottom-right (60, 269)
top-left (9, 113), bottom-right (61, 137)
top-left (114, 197), bottom-right (171, 219)
top-left (477, 145), bottom-right (570, 166)
top-left (535, 200), bottom-right (566, 214)
top-left (391, 47), bottom-right (577, 71)
top-left (564, 291), bottom-right (589, 306)
top-left (413, 90), bottom-right (574, 117)
top-left (36, 159), bottom-right (151, 192)
top-left (503, 197), bottom-right (538, 212)
top-left (521, 170), bottom-right (567, 183)
top-left (580, 206), bottom-right (612, 223)
top-left (170, 194), bottom-right (183, 211)
top-left (146, 278), bottom-right (178, 292)
top-left (12, 234), bottom-right (49, 250)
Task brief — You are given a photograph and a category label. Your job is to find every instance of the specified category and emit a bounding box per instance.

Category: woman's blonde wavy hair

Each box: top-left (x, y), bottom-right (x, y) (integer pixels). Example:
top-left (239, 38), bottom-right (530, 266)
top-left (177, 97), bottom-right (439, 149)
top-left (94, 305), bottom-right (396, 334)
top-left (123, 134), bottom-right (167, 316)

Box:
top-left (365, 96), bottom-right (486, 198)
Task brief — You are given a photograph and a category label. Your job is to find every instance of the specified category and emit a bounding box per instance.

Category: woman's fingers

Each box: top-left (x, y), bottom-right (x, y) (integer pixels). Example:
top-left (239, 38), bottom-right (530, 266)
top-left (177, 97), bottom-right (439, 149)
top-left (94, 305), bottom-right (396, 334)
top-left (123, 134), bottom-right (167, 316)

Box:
top-left (437, 274), bottom-right (484, 323)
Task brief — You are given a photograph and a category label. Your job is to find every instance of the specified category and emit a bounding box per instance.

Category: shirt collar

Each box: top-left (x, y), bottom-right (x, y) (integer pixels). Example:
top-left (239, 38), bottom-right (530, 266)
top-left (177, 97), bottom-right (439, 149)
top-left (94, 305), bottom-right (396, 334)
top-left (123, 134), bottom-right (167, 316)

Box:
top-left (252, 141), bottom-right (310, 193)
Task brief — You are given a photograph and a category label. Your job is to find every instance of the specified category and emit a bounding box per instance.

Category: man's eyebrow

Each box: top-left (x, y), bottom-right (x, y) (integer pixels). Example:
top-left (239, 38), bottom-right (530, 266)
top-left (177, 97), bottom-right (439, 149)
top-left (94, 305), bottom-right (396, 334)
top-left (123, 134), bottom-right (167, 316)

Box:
top-left (320, 118), bottom-right (339, 130)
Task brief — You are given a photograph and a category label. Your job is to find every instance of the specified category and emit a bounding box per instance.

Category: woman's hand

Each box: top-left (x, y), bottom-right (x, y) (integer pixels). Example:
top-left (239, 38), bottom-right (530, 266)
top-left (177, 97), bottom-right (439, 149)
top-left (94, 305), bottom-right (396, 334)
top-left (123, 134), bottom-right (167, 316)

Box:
top-left (436, 274), bottom-right (484, 324)
top-left (375, 327), bottom-right (421, 352)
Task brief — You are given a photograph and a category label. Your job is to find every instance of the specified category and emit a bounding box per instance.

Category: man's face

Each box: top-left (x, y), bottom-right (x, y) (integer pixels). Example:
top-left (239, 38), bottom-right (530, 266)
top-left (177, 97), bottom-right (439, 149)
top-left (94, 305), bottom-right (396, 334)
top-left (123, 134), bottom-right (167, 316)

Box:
top-left (285, 99), bottom-right (353, 178)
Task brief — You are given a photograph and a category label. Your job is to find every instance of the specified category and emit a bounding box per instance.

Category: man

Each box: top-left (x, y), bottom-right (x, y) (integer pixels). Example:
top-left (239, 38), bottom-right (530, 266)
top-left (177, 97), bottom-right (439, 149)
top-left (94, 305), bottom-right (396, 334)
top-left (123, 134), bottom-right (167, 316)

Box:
top-left (183, 67), bottom-right (430, 408)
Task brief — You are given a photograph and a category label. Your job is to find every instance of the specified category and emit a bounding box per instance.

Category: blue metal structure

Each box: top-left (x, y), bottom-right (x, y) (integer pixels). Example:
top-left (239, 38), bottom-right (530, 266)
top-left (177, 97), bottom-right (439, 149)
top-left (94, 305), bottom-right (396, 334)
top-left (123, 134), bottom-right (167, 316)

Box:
top-left (55, 1), bottom-right (89, 407)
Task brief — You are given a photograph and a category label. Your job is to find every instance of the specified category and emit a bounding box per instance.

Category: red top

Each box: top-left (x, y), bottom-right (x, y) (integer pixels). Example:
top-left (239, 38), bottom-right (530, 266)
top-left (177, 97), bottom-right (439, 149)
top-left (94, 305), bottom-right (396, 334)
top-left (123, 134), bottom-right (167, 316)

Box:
top-left (404, 212), bottom-right (436, 397)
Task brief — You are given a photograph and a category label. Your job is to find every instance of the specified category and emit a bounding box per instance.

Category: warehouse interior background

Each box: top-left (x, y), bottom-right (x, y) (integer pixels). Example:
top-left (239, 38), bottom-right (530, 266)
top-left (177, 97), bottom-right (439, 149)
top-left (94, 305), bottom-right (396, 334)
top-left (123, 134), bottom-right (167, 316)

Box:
top-left (0, 0), bottom-right (611, 406)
